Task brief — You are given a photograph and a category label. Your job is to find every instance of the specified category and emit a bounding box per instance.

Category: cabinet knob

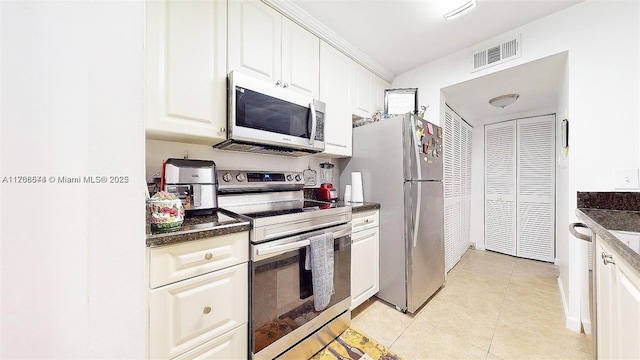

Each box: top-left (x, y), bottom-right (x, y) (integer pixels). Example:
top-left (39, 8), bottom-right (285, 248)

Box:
top-left (276, 80), bottom-right (282, 86)
top-left (205, 253), bottom-right (213, 261)
top-left (283, 83), bottom-right (289, 88)
top-left (203, 306), bottom-right (212, 314)
top-left (220, 127), bottom-right (226, 133)
top-left (601, 252), bottom-right (615, 265)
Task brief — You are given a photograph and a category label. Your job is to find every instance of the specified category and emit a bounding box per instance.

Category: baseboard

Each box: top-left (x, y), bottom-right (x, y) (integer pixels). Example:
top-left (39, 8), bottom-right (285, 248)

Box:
top-left (557, 277), bottom-right (582, 333)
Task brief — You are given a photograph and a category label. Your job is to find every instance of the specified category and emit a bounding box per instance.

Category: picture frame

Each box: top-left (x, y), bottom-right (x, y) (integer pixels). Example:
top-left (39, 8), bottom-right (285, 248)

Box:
top-left (384, 88), bottom-right (418, 116)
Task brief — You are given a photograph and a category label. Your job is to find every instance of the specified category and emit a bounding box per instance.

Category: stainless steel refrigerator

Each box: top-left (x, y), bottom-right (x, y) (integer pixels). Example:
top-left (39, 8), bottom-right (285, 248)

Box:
top-left (339, 113), bottom-right (445, 313)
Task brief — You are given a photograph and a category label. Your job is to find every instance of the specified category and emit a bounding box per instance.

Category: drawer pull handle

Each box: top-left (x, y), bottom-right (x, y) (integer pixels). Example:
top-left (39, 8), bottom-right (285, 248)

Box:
top-left (601, 252), bottom-right (615, 265)
top-left (203, 306), bottom-right (212, 314)
top-left (204, 253), bottom-right (213, 261)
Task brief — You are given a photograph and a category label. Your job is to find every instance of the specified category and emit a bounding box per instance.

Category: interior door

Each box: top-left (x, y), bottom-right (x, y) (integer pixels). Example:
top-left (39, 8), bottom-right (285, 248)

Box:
top-left (406, 180), bottom-right (445, 313)
top-left (484, 121), bottom-right (517, 256)
top-left (516, 115), bottom-right (555, 261)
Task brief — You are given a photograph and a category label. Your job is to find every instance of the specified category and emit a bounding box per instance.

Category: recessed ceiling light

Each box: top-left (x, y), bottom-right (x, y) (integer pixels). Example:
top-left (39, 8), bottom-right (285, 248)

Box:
top-left (489, 94), bottom-right (520, 108)
top-left (443, 0), bottom-right (477, 21)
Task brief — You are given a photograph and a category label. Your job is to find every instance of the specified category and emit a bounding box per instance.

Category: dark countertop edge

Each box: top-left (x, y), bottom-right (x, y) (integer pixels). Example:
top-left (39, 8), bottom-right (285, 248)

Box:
top-left (146, 222), bottom-right (251, 248)
top-left (576, 208), bottom-right (640, 274)
top-left (145, 202), bottom-right (380, 247)
top-left (337, 201), bottom-right (380, 214)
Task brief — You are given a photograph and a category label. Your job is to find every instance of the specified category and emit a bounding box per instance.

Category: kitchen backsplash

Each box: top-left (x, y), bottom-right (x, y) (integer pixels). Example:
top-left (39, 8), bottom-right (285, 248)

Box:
top-left (146, 139), bottom-right (340, 188)
top-left (577, 191), bottom-right (640, 211)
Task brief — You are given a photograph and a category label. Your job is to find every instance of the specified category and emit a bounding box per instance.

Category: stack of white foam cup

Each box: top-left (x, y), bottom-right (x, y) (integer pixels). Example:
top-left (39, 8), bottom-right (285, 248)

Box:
top-left (344, 185), bottom-right (352, 202)
top-left (351, 172), bottom-right (364, 203)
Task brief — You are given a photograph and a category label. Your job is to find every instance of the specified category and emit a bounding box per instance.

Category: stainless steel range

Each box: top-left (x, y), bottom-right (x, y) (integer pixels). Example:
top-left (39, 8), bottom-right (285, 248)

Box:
top-left (218, 170), bottom-right (352, 360)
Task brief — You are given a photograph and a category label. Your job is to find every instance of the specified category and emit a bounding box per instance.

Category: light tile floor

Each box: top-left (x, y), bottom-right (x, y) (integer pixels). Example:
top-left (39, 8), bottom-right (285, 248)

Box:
top-left (351, 249), bottom-right (593, 359)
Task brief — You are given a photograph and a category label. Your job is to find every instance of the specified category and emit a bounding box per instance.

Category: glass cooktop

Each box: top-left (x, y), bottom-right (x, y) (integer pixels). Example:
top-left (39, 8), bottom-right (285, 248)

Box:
top-left (224, 199), bottom-right (345, 219)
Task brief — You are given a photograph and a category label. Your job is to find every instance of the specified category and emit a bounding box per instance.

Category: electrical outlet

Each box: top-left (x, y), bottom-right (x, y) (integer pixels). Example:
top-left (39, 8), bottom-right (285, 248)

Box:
top-left (614, 169), bottom-right (640, 189)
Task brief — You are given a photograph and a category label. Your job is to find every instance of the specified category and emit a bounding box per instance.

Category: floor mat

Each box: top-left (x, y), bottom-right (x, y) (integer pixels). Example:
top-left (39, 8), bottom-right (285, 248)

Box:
top-left (310, 326), bottom-right (401, 360)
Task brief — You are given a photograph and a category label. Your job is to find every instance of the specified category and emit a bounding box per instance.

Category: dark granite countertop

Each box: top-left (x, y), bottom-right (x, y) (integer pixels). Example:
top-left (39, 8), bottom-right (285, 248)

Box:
top-left (345, 201), bottom-right (381, 214)
top-left (576, 191), bottom-right (640, 273)
top-left (146, 209), bottom-right (250, 247)
top-left (576, 208), bottom-right (640, 273)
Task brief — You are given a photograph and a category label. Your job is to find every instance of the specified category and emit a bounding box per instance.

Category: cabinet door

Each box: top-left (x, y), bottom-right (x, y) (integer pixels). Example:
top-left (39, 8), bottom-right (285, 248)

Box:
top-left (173, 324), bottom-right (248, 360)
top-left (146, 0), bottom-right (227, 144)
top-left (149, 263), bottom-right (248, 359)
top-left (319, 41), bottom-right (352, 157)
top-left (596, 237), bottom-right (640, 360)
top-left (281, 17), bottom-right (319, 98)
top-left (148, 232), bottom-right (249, 289)
top-left (350, 62), bottom-right (373, 119)
top-left (228, 0), bottom-right (282, 85)
top-left (351, 227), bottom-right (379, 310)
top-left (614, 267), bottom-right (640, 359)
top-left (351, 210), bottom-right (379, 233)
top-left (372, 77), bottom-right (390, 115)
top-left (596, 241), bottom-right (615, 359)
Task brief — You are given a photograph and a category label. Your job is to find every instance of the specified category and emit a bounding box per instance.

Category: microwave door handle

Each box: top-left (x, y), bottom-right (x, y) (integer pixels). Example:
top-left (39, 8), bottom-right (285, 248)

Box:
top-left (308, 101), bottom-right (317, 145)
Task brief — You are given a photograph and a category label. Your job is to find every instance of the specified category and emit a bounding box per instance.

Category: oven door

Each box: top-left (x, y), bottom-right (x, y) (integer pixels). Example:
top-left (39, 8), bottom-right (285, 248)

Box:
top-left (228, 71), bottom-right (325, 152)
top-left (251, 223), bottom-right (351, 359)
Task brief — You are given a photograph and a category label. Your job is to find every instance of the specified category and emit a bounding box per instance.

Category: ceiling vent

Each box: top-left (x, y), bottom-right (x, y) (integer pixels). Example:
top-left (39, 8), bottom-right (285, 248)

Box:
top-left (472, 35), bottom-right (521, 72)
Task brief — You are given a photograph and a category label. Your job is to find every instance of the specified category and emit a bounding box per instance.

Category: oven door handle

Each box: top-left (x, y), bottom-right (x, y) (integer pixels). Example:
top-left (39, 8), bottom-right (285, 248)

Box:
top-left (254, 223), bottom-right (352, 257)
top-left (257, 239), bottom-right (310, 256)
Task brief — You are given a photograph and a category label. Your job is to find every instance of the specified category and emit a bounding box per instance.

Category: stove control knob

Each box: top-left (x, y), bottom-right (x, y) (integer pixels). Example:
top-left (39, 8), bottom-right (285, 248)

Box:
top-left (286, 174), bottom-right (293, 181)
top-left (236, 173), bottom-right (246, 182)
top-left (222, 173), bottom-right (233, 182)
top-left (295, 174), bottom-right (302, 182)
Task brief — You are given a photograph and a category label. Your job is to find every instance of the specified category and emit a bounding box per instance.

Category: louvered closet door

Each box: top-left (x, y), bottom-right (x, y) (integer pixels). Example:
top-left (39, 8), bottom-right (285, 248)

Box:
top-left (444, 111), bottom-right (457, 271)
top-left (517, 115), bottom-right (555, 261)
top-left (444, 107), bottom-right (473, 272)
top-left (485, 121), bottom-right (517, 256)
top-left (460, 124), bottom-right (472, 261)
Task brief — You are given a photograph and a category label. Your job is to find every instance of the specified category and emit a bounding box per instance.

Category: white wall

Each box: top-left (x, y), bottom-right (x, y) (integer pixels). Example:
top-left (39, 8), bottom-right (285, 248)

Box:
top-left (1, 1), bottom-right (146, 357)
top-left (393, 0), bottom-right (639, 331)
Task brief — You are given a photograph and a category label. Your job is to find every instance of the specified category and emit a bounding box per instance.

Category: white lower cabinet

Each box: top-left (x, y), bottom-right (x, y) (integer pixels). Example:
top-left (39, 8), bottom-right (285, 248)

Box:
top-left (596, 235), bottom-right (640, 360)
top-left (173, 324), bottom-right (247, 360)
top-left (350, 209), bottom-right (380, 310)
top-left (148, 233), bottom-right (249, 360)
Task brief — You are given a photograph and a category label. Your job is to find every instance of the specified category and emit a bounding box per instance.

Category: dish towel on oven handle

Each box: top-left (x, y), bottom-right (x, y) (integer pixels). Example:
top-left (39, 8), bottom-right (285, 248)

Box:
top-left (304, 233), bottom-right (335, 311)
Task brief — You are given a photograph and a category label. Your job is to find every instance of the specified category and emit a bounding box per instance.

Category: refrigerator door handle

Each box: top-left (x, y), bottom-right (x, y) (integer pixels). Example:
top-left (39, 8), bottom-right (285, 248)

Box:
top-left (409, 115), bottom-right (423, 180)
top-left (410, 115), bottom-right (422, 248)
top-left (413, 183), bottom-right (421, 248)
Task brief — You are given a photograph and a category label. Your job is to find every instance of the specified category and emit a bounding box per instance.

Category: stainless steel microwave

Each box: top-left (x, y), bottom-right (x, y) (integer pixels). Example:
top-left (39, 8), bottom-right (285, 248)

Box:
top-left (214, 71), bottom-right (325, 157)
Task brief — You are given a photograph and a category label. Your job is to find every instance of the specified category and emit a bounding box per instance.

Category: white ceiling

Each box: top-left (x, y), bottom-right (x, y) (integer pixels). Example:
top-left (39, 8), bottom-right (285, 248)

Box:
top-left (289, 0), bottom-right (580, 125)
top-left (442, 52), bottom-right (568, 126)
top-left (289, 0), bottom-right (583, 77)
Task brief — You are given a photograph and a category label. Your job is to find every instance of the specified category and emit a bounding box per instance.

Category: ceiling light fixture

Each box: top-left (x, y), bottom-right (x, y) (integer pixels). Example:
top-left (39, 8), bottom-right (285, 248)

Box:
top-left (489, 94), bottom-right (520, 108)
top-left (443, 0), bottom-right (477, 21)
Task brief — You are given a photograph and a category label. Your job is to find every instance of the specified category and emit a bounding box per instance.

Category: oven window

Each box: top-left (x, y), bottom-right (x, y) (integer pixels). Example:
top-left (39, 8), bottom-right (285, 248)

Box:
top-left (251, 236), bottom-right (351, 354)
top-left (236, 88), bottom-right (311, 139)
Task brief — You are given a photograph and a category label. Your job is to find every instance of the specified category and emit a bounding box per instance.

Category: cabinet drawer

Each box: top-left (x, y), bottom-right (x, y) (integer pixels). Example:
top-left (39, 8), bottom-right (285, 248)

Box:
top-left (351, 210), bottom-right (379, 233)
top-left (173, 323), bottom-right (248, 360)
top-left (149, 263), bottom-right (248, 359)
top-left (149, 232), bottom-right (249, 289)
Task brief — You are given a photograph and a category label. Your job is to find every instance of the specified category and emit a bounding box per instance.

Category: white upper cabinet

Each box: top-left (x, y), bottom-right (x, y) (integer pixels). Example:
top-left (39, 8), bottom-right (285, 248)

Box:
top-left (350, 63), bottom-right (373, 119)
top-left (145, 0), bottom-right (228, 144)
top-left (373, 77), bottom-right (390, 115)
top-left (228, 0), bottom-right (319, 99)
top-left (281, 17), bottom-right (320, 98)
top-left (350, 62), bottom-right (389, 119)
top-left (319, 41), bottom-right (352, 157)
